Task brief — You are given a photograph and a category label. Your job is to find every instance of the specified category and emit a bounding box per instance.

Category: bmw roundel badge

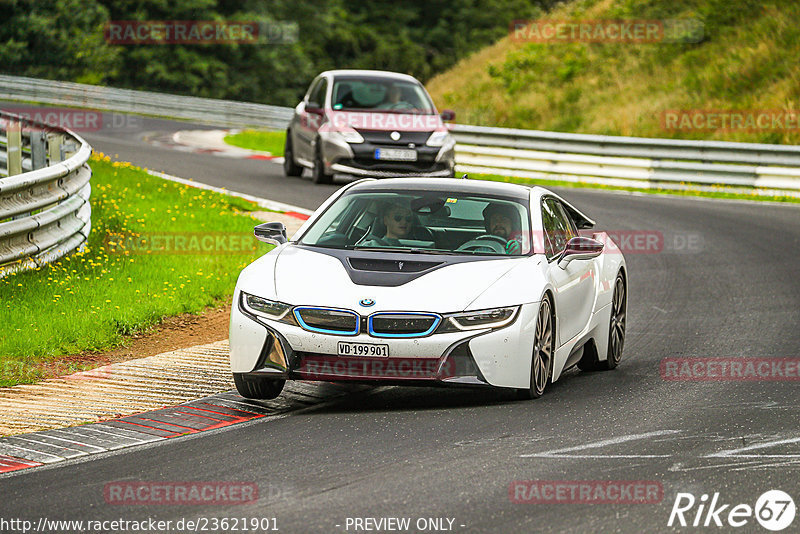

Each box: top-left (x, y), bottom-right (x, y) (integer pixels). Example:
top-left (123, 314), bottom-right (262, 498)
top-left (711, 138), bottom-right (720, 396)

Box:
top-left (359, 298), bottom-right (375, 307)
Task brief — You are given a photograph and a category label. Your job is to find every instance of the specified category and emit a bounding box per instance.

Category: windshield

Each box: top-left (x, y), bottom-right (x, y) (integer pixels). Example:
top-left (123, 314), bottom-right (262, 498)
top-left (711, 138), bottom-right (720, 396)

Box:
top-left (331, 76), bottom-right (436, 114)
top-left (299, 190), bottom-right (531, 256)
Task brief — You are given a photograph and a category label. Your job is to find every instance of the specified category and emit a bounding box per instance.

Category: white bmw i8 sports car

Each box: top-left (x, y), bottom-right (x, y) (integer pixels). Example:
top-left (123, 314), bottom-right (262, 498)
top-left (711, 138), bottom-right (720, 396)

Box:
top-left (229, 178), bottom-right (627, 400)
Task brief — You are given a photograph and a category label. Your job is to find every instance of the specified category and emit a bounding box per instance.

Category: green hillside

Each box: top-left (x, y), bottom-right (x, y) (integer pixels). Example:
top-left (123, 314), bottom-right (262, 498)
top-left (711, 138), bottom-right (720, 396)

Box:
top-left (427, 0), bottom-right (800, 144)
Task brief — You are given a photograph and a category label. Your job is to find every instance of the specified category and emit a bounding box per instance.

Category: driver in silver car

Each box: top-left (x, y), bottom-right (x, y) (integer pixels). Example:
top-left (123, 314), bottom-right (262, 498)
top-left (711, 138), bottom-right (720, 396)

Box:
top-left (483, 203), bottom-right (523, 255)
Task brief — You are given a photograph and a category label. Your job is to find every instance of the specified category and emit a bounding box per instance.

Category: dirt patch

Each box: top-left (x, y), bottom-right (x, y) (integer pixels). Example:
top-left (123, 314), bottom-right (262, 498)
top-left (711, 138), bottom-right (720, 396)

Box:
top-left (35, 304), bottom-right (231, 380)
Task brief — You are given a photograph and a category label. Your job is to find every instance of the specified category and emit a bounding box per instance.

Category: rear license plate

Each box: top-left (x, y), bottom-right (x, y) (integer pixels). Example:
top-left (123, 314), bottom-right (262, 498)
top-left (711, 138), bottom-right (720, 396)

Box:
top-left (374, 148), bottom-right (417, 161)
top-left (337, 341), bottom-right (389, 357)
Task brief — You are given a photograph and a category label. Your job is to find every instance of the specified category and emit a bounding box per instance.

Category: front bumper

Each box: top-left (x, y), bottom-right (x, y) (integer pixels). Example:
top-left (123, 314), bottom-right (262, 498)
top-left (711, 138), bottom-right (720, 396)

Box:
top-left (230, 291), bottom-right (538, 390)
top-left (330, 164), bottom-right (453, 178)
top-left (319, 131), bottom-right (455, 177)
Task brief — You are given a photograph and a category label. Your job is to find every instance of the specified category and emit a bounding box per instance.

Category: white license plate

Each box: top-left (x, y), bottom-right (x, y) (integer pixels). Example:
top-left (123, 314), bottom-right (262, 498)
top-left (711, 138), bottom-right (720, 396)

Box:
top-left (337, 341), bottom-right (389, 357)
top-left (374, 148), bottom-right (417, 161)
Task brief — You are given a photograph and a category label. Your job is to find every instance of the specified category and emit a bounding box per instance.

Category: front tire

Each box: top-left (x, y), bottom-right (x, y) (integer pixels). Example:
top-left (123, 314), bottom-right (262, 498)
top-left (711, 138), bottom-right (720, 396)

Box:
top-left (578, 272), bottom-right (626, 371)
top-left (283, 131), bottom-right (302, 177)
top-left (233, 373), bottom-right (285, 400)
top-left (516, 296), bottom-right (554, 399)
top-left (603, 273), bottom-right (627, 369)
top-left (311, 141), bottom-right (333, 184)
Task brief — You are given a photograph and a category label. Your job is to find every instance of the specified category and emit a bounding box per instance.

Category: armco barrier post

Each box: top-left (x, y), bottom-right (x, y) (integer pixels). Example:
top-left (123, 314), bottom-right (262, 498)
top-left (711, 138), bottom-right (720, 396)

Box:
top-left (47, 132), bottom-right (63, 164)
top-left (30, 130), bottom-right (47, 170)
top-left (6, 119), bottom-right (22, 176)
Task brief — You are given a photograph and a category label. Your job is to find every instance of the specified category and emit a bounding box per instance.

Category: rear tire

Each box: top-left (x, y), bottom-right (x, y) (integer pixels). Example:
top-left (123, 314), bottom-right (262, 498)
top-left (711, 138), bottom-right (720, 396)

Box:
top-left (233, 373), bottom-right (285, 400)
top-left (283, 131), bottom-right (302, 177)
top-left (516, 296), bottom-right (554, 400)
top-left (311, 141), bottom-right (333, 184)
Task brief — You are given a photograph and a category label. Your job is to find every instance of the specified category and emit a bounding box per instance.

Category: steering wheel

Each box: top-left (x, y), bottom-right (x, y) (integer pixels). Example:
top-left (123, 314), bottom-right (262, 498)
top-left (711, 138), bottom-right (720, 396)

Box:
top-left (387, 101), bottom-right (415, 110)
top-left (456, 234), bottom-right (508, 253)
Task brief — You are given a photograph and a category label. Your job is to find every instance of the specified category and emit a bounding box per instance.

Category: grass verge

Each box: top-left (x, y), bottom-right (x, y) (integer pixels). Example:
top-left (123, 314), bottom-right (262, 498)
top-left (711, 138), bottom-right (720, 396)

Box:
top-left (223, 130), bottom-right (286, 156)
top-left (0, 153), bottom-right (272, 387)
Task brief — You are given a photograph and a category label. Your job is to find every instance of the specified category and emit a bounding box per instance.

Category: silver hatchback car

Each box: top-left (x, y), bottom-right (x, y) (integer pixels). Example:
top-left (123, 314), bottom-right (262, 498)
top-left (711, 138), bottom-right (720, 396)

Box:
top-left (283, 70), bottom-right (456, 184)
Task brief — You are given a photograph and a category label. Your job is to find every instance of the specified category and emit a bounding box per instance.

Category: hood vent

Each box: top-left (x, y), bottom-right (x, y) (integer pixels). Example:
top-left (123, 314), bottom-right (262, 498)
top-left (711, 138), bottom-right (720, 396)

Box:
top-left (347, 257), bottom-right (443, 273)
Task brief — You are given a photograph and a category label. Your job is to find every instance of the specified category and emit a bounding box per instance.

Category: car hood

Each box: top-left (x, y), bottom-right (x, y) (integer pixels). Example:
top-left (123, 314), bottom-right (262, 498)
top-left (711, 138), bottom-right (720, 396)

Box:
top-left (327, 110), bottom-right (444, 132)
top-left (265, 245), bottom-right (522, 313)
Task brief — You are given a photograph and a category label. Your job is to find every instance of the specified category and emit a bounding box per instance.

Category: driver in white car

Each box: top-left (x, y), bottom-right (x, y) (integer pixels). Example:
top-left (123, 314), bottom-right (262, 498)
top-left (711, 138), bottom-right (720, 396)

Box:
top-left (483, 203), bottom-right (524, 255)
top-left (360, 202), bottom-right (414, 247)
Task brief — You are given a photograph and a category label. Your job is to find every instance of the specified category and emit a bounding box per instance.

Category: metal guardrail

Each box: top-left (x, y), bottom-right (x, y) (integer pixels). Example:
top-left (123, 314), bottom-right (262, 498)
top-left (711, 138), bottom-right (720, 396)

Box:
top-left (3, 74), bottom-right (800, 193)
top-left (0, 110), bottom-right (92, 278)
top-left (0, 74), bottom-right (293, 130)
top-left (450, 125), bottom-right (800, 193)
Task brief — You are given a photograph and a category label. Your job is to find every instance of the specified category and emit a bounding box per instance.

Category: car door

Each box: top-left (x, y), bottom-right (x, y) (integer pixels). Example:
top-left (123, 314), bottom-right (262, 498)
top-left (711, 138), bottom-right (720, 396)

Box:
top-left (295, 76), bottom-right (327, 162)
top-left (542, 197), bottom-right (597, 345)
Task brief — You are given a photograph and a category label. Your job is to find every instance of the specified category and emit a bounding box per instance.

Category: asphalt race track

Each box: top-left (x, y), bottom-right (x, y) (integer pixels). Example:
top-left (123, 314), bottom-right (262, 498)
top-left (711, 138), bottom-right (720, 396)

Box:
top-left (3, 107), bottom-right (800, 533)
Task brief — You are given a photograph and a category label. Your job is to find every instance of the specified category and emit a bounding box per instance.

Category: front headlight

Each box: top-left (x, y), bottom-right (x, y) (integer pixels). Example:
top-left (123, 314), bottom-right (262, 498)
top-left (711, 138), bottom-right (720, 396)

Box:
top-left (426, 130), bottom-right (452, 147)
top-left (242, 293), bottom-right (297, 324)
top-left (436, 306), bottom-right (520, 333)
top-left (337, 127), bottom-right (364, 144)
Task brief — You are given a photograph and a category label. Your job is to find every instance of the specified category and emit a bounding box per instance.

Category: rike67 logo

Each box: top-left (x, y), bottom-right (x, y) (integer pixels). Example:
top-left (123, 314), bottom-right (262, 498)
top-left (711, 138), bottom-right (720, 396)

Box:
top-left (668, 490), bottom-right (796, 531)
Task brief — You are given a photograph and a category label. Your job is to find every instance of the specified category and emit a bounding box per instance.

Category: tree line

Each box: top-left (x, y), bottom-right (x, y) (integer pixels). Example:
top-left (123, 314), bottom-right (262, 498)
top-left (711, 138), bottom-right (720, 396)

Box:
top-left (1, 0), bottom-right (556, 105)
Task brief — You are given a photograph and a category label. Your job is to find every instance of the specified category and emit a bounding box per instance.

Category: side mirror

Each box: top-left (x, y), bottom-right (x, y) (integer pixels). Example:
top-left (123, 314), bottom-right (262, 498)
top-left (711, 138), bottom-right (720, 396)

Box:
top-left (558, 236), bottom-right (603, 269)
top-left (440, 109), bottom-right (456, 122)
top-left (254, 222), bottom-right (287, 246)
top-left (306, 104), bottom-right (324, 115)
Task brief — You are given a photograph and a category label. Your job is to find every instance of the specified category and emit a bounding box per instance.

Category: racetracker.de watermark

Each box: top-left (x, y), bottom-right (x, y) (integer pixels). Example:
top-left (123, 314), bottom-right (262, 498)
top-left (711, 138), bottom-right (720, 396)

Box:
top-left (661, 110), bottom-right (800, 132)
top-left (104, 232), bottom-right (262, 255)
top-left (298, 356), bottom-right (453, 380)
top-left (0, 107), bottom-right (141, 133)
top-left (509, 480), bottom-right (663, 504)
top-left (105, 20), bottom-right (298, 45)
top-left (1, 360), bottom-right (112, 381)
top-left (525, 230), bottom-right (703, 254)
top-left (104, 482), bottom-right (259, 505)
top-left (310, 111), bottom-right (446, 132)
top-left (509, 18), bottom-right (704, 43)
top-left (661, 357), bottom-right (800, 381)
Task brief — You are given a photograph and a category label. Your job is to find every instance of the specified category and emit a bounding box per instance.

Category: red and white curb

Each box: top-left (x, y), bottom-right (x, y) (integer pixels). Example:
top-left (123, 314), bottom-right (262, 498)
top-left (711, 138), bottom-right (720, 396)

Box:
top-left (0, 171), bottom-right (324, 476)
top-left (146, 128), bottom-right (285, 162)
top-left (0, 383), bottom-right (367, 476)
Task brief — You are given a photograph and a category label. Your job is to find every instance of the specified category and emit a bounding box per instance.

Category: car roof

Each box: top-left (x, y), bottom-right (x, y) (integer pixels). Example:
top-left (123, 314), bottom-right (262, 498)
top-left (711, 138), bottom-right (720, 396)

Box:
top-left (321, 69), bottom-right (421, 83)
top-left (347, 177), bottom-right (532, 201)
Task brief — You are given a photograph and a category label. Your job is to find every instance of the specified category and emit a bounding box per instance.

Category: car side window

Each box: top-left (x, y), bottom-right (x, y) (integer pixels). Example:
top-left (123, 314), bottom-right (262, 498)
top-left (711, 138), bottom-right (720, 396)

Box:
top-left (305, 79), bottom-right (319, 103)
top-left (543, 198), bottom-right (575, 260)
top-left (541, 200), bottom-right (558, 259)
top-left (308, 78), bottom-right (327, 109)
top-left (554, 202), bottom-right (578, 240)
